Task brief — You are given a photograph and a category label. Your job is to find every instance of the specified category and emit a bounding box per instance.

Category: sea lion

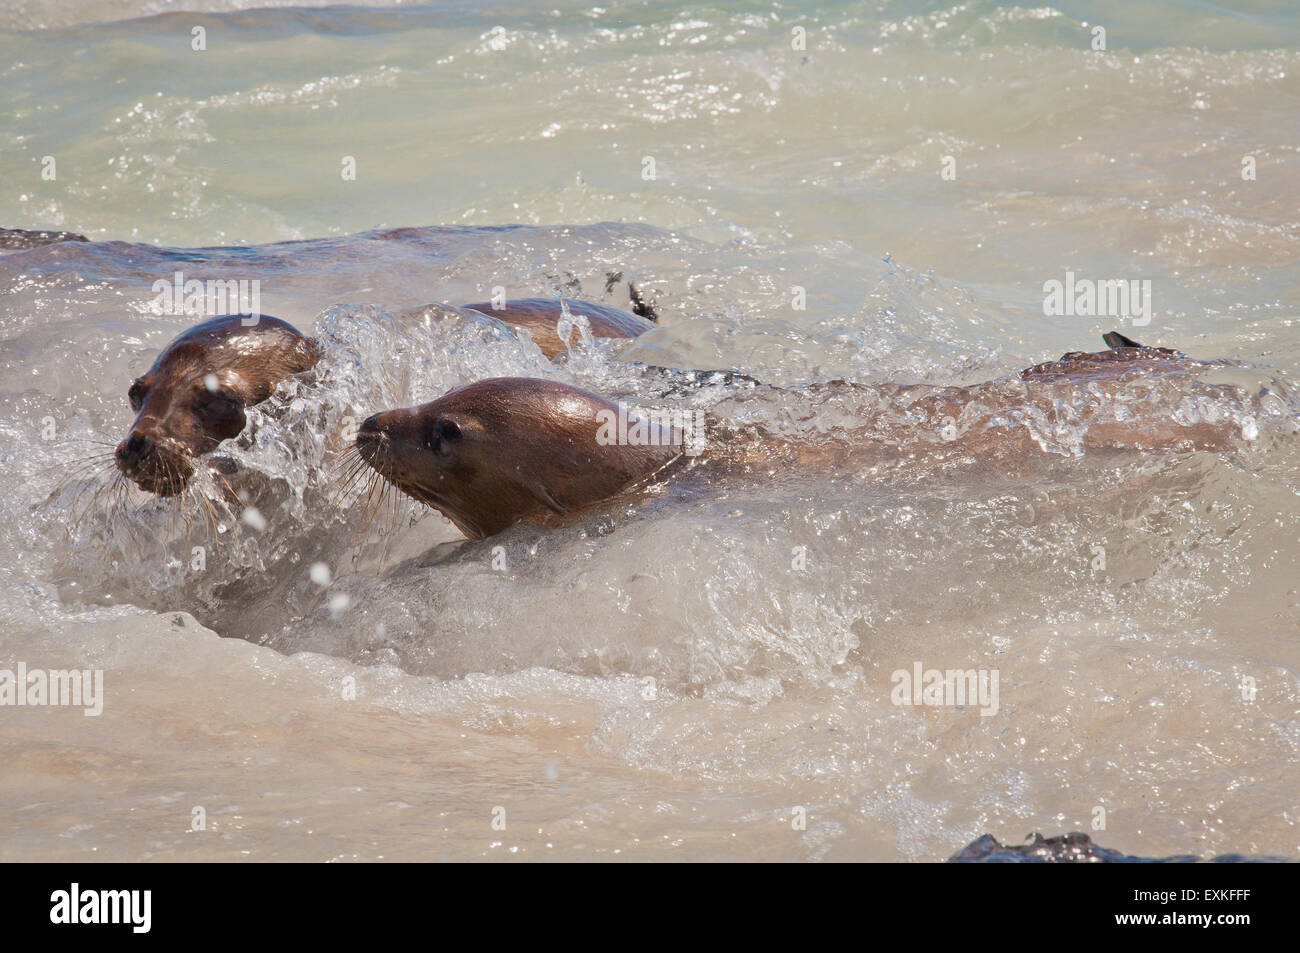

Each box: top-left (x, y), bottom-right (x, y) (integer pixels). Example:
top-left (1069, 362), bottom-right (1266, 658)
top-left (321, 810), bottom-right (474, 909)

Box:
top-left (458, 298), bottom-right (655, 359)
top-left (354, 377), bottom-right (682, 538)
top-left (355, 334), bottom-right (1259, 539)
top-left (114, 314), bottom-right (319, 495)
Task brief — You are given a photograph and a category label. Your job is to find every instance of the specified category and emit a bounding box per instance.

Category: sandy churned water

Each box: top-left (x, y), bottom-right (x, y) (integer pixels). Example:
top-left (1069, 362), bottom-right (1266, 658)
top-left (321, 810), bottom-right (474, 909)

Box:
top-left (0, 0), bottom-right (1298, 861)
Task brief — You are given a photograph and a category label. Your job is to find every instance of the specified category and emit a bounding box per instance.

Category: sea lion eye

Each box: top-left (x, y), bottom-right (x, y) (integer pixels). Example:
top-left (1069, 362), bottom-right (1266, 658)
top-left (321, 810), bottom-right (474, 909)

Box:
top-left (198, 388), bottom-right (240, 411)
top-left (127, 380), bottom-right (148, 412)
top-left (431, 418), bottom-right (461, 456)
top-left (192, 387), bottom-right (246, 432)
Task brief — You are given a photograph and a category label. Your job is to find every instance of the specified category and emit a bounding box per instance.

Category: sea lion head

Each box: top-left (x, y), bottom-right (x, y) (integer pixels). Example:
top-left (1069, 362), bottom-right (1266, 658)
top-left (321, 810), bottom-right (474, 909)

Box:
top-left (115, 314), bottom-right (318, 496)
top-left (355, 377), bottom-right (683, 539)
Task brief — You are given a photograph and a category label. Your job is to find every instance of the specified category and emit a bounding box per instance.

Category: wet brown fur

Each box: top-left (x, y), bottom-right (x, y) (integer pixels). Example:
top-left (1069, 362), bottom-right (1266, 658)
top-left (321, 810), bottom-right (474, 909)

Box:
top-left (355, 377), bottom-right (680, 539)
top-left (114, 314), bottom-right (319, 496)
top-left (459, 298), bottom-right (654, 359)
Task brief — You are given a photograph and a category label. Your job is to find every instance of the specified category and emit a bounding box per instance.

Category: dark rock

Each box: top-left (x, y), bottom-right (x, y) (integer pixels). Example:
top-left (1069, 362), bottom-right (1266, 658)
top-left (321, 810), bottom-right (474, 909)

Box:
top-left (949, 832), bottom-right (1293, 863)
top-left (0, 227), bottom-right (89, 249)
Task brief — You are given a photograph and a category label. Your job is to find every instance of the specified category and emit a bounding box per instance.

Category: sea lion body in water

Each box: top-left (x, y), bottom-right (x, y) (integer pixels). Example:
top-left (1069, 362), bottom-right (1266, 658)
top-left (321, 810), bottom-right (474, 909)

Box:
top-left (458, 297), bottom-right (655, 359)
top-left (355, 335), bottom-right (1259, 540)
top-left (114, 314), bottom-right (319, 495)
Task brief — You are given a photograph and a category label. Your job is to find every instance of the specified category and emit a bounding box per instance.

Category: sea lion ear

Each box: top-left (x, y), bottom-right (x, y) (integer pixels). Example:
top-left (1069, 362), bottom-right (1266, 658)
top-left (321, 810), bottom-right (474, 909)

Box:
top-left (127, 379), bottom-right (148, 411)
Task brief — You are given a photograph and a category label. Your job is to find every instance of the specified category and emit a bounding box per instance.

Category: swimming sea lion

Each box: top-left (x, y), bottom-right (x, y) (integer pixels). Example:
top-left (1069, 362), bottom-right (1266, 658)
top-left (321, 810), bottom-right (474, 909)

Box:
top-left (458, 298), bottom-right (655, 359)
top-left (114, 314), bottom-right (319, 496)
top-left (354, 377), bottom-right (683, 539)
top-left (355, 334), bottom-right (1258, 539)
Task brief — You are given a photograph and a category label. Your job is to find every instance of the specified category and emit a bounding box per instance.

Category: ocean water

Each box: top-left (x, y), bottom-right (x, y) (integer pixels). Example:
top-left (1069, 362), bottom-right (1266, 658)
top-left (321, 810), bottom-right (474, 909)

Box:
top-left (1, 0), bottom-right (1298, 861)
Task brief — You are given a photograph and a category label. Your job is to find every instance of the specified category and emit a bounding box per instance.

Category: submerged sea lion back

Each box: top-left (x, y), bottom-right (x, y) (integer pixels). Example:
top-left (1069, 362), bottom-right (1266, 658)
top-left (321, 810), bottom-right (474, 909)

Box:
top-left (458, 298), bottom-right (654, 360)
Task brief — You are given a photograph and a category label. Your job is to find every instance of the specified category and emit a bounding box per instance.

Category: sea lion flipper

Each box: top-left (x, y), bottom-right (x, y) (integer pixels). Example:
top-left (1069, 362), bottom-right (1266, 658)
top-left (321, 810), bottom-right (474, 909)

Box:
top-left (627, 282), bottom-right (658, 323)
top-left (1102, 331), bottom-right (1187, 360)
top-left (1103, 331), bottom-right (1143, 349)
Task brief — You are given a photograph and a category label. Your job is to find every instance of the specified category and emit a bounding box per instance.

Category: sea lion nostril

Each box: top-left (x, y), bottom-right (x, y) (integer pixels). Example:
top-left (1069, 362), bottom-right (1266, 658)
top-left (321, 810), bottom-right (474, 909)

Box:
top-left (357, 415), bottom-right (384, 441)
top-left (116, 432), bottom-right (155, 467)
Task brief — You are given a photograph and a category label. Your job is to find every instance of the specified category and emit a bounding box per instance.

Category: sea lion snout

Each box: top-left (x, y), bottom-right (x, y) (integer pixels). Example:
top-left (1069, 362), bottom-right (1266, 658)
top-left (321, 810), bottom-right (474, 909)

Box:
top-left (354, 412), bottom-right (395, 464)
top-left (356, 412), bottom-right (390, 441)
top-left (355, 409), bottom-right (411, 450)
top-left (354, 408), bottom-right (442, 477)
top-left (114, 424), bottom-right (195, 497)
top-left (356, 414), bottom-right (383, 445)
top-left (115, 432), bottom-right (154, 467)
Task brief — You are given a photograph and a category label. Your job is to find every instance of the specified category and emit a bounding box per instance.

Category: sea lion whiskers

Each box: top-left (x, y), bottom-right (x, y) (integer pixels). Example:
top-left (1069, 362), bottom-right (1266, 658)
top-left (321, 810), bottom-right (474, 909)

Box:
top-left (52, 448), bottom-right (242, 562)
top-left (38, 438), bottom-right (146, 542)
top-left (355, 450), bottom-right (406, 565)
top-left (328, 433), bottom-right (412, 565)
top-left (187, 467), bottom-right (233, 556)
top-left (328, 442), bottom-right (378, 502)
top-left (51, 464), bottom-right (117, 539)
top-left (328, 439), bottom-right (383, 511)
top-left (43, 431), bottom-right (192, 539)
top-left (42, 451), bottom-right (116, 493)
top-left (37, 443), bottom-right (118, 492)
top-left (175, 457), bottom-right (226, 552)
top-left (334, 457), bottom-right (374, 506)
